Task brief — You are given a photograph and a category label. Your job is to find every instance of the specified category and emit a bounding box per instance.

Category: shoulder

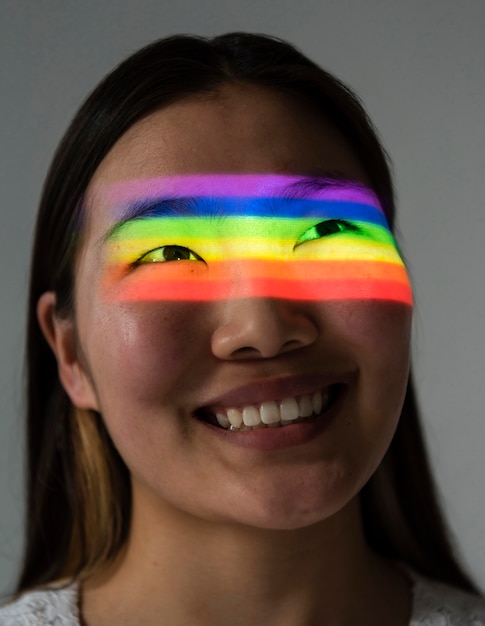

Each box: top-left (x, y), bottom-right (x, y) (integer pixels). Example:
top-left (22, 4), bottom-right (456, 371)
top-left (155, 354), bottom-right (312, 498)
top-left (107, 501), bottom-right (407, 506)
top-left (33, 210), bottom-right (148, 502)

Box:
top-left (0, 582), bottom-right (79, 626)
top-left (407, 567), bottom-right (485, 626)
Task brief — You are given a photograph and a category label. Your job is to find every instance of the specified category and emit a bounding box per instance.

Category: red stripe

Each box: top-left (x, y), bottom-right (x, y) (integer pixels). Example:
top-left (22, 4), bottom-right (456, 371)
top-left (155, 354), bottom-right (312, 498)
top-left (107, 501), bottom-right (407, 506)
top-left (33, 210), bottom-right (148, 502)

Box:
top-left (107, 277), bottom-right (413, 305)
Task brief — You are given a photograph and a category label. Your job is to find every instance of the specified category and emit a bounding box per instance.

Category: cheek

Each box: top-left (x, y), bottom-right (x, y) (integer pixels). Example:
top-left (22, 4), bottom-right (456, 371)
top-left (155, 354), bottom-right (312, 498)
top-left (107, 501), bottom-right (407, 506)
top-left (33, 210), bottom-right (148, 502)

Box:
top-left (323, 300), bottom-right (412, 368)
top-left (319, 300), bottom-right (412, 436)
top-left (351, 302), bottom-right (412, 408)
top-left (356, 302), bottom-right (412, 389)
top-left (79, 300), bottom-right (215, 404)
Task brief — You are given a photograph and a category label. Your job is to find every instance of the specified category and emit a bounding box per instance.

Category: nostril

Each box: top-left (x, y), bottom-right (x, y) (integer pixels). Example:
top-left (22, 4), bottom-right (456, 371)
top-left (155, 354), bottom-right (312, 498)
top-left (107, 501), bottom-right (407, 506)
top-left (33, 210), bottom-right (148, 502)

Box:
top-left (230, 339), bottom-right (306, 360)
top-left (231, 346), bottom-right (268, 359)
top-left (280, 339), bottom-right (308, 353)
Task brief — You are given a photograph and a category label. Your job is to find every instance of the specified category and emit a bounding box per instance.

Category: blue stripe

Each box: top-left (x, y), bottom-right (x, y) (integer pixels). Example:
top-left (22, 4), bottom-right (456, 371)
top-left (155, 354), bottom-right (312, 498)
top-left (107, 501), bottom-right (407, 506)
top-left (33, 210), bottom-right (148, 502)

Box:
top-left (120, 197), bottom-right (389, 226)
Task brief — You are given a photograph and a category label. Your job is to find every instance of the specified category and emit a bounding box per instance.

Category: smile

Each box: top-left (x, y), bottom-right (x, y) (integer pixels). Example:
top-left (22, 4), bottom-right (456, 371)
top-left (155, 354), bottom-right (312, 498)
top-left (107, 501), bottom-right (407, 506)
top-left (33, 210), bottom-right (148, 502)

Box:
top-left (197, 385), bottom-right (342, 431)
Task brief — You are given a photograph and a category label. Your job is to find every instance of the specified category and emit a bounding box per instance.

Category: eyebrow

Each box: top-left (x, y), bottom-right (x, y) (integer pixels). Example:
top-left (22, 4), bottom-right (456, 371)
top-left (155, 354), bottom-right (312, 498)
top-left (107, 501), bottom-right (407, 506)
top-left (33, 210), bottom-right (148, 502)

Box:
top-left (101, 196), bottom-right (205, 243)
top-left (100, 175), bottom-right (367, 244)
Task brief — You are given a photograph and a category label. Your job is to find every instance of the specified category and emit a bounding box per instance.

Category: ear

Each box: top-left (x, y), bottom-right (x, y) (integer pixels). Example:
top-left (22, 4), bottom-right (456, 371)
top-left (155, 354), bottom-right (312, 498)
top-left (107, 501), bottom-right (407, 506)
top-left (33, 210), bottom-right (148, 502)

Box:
top-left (37, 291), bottom-right (99, 411)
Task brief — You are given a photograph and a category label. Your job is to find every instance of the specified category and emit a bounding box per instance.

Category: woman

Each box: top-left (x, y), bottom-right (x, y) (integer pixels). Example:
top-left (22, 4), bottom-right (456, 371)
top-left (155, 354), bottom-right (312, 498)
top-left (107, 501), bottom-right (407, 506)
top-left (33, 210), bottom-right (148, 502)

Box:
top-left (1, 32), bottom-right (484, 625)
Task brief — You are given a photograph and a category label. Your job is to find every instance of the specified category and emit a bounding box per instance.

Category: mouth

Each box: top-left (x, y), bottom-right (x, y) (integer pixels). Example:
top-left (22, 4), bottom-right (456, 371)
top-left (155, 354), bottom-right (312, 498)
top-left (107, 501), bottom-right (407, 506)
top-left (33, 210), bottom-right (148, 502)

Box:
top-left (195, 384), bottom-right (343, 431)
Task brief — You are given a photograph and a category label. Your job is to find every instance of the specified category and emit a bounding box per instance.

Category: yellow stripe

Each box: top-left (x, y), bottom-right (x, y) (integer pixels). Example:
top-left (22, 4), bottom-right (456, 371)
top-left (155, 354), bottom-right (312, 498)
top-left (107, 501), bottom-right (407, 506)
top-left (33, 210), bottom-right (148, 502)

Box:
top-left (107, 239), bottom-right (404, 265)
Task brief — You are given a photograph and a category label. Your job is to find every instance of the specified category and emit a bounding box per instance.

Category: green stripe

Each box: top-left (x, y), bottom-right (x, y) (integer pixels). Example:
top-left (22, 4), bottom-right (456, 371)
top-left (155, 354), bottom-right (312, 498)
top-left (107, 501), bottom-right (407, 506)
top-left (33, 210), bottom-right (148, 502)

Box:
top-left (109, 217), bottom-right (396, 247)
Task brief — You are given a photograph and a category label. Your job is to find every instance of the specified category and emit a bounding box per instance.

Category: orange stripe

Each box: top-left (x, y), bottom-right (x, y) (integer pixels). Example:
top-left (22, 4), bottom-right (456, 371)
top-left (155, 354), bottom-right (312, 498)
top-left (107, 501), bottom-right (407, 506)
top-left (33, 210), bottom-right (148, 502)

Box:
top-left (102, 259), bottom-right (412, 304)
top-left (199, 259), bottom-right (407, 281)
top-left (105, 259), bottom-right (408, 282)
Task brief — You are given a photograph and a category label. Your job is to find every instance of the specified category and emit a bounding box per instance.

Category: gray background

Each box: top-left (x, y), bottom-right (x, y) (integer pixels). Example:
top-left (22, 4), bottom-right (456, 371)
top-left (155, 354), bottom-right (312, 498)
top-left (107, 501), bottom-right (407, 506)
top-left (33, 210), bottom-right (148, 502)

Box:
top-left (1, 0), bottom-right (484, 596)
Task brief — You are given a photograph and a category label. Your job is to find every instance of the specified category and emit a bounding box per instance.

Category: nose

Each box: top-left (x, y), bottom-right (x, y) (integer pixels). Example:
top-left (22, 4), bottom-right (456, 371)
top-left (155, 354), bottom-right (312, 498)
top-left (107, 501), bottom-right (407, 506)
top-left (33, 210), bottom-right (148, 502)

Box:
top-left (211, 297), bottom-right (318, 360)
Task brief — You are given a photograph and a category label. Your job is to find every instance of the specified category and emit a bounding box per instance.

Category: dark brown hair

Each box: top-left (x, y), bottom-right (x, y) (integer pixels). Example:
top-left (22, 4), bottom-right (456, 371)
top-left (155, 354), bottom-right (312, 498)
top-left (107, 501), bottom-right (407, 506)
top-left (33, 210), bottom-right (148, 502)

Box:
top-left (19, 32), bottom-right (480, 594)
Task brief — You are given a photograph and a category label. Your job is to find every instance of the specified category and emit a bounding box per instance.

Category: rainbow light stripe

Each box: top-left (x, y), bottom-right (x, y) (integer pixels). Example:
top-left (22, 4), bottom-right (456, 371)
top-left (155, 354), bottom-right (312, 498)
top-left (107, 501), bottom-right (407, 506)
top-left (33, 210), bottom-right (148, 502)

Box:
top-left (98, 175), bottom-right (412, 305)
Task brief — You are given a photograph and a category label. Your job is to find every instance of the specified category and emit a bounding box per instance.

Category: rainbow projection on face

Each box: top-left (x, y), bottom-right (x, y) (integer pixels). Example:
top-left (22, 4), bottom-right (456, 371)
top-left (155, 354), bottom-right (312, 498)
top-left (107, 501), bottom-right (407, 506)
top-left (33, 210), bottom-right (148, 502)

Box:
top-left (99, 175), bottom-right (412, 305)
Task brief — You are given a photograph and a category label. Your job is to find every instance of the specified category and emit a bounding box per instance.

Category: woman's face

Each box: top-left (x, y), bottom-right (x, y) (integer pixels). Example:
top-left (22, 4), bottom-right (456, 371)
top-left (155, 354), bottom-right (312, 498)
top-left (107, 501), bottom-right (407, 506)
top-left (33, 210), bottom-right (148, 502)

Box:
top-left (60, 84), bottom-right (412, 530)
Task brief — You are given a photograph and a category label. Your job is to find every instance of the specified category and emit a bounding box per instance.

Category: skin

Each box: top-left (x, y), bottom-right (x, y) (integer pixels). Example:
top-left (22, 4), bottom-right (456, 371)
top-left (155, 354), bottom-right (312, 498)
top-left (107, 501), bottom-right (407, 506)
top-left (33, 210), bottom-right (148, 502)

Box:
top-left (38, 83), bottom-right (413, 626)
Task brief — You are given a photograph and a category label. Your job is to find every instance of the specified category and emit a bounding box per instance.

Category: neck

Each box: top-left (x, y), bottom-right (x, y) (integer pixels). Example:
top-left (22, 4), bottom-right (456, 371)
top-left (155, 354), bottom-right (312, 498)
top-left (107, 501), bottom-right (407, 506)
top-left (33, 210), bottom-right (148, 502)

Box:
top-left (82, 491), bottom-right (411, 626)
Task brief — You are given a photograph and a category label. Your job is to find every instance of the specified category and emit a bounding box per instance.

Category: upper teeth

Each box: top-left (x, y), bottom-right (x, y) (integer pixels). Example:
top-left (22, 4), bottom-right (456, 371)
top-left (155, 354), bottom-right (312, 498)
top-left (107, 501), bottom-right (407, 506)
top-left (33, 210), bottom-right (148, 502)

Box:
top-left (215, 390), bottom-right (330, 431)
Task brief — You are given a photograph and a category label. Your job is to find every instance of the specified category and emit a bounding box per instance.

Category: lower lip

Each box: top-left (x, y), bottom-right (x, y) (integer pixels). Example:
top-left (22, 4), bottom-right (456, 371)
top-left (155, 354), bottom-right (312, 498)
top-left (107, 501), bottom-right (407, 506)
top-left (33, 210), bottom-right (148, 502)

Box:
top-left (196, 388), bottom-right (345, 451)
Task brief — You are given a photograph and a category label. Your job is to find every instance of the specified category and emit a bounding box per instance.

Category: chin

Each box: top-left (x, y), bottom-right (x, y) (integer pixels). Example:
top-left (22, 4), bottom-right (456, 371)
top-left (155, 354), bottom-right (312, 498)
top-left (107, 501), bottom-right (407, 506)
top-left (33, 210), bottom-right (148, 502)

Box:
top-left (225, 486), bottom-right (356, 532)
top-left (231, 506), bottom-right (344, 533)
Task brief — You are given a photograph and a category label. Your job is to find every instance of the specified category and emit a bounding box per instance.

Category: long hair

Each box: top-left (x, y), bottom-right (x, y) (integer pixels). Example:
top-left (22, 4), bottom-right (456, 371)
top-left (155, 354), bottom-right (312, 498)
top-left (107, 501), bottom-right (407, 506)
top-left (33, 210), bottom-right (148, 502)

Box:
top-left (19, 32), bottom-right (480, 594)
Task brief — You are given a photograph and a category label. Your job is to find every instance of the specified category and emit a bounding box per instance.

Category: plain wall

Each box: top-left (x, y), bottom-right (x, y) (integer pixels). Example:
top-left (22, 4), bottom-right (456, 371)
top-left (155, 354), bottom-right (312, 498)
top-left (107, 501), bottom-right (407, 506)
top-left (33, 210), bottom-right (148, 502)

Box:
top-left (1, 0), bottom-right (484, 595)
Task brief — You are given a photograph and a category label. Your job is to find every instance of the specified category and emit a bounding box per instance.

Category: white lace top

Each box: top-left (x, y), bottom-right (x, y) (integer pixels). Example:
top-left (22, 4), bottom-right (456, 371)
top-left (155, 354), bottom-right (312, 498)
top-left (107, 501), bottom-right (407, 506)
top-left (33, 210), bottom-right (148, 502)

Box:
top-left (1, 567), bottom-right (484, 625)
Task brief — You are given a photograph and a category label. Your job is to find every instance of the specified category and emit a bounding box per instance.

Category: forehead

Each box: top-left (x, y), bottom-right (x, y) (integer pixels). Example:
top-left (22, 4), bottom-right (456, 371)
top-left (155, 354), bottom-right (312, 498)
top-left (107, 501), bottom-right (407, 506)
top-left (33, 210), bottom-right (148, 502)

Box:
top-left (95, 174), bottom-right (378, 205)
top-left (88, 85), bottom-right (368, 188)
top-left (85, 86), bottom-right (371, 238)
top-left (86, 174), bottom-right (382, 230)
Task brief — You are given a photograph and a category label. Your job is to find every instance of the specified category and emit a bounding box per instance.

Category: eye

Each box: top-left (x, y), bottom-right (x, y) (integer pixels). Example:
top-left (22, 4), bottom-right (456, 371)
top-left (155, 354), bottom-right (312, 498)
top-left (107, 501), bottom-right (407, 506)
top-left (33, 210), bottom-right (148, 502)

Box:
top-left (294, 219), bottom-right (360, 248)
top-left (133, 245), bottom-right (205, 266)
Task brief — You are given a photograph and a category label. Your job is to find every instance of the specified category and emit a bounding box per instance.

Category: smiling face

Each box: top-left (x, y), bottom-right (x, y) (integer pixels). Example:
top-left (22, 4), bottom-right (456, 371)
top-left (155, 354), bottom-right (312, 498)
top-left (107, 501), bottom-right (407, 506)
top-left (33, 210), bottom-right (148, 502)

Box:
top-left (48, 84), bottom-right (412, 530)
